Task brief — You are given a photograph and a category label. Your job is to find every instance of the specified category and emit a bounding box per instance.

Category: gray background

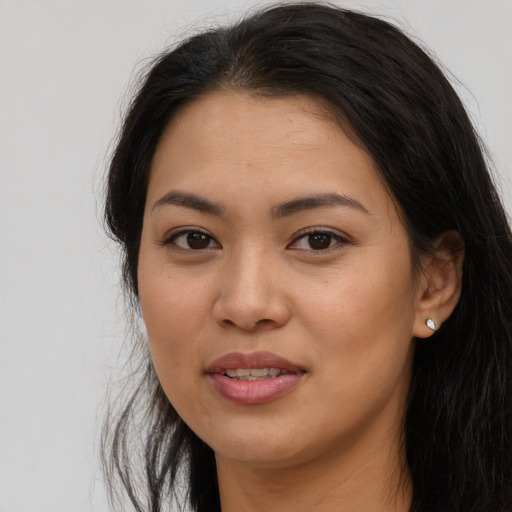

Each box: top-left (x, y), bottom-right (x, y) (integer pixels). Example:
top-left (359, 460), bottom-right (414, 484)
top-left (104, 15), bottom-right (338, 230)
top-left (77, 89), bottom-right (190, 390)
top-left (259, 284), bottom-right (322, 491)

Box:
top-left (0, 0), bottom-right (510, 510)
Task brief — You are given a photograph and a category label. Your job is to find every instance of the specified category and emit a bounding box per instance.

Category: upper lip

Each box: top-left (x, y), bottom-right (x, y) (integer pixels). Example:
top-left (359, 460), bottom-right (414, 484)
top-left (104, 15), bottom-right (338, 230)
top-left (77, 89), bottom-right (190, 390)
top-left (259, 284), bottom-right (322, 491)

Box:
top-left (205, 351), bottom-right (304, 373)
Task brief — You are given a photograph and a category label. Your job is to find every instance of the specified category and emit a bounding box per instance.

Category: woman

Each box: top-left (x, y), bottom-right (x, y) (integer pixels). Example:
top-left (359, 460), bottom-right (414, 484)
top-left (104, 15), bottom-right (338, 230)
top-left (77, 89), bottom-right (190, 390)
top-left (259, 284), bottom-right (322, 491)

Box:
top-left (102, 3), bottom-right (512, 511)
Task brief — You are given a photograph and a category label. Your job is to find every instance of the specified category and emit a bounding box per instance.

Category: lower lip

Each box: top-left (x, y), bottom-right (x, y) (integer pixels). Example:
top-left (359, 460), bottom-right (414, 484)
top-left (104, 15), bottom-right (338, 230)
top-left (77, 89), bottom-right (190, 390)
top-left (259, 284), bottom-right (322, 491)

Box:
top-left (209, 373), bottom-right (304, 405)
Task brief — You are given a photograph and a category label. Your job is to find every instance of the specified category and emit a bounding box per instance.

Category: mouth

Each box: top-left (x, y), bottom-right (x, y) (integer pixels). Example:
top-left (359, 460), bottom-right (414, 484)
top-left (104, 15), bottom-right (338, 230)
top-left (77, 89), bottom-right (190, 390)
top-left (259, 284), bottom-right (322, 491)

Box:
top-left (206, 350), bottom-right (304, 374)
top-left (206, 351), bottom-right (307, 405)
top-left (219, 367), bottom-right (294, 380)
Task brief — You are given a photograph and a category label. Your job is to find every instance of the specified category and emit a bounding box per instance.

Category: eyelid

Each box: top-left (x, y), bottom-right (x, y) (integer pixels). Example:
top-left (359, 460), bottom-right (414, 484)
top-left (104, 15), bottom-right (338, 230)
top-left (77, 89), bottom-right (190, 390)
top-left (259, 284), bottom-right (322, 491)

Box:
top-left (159, 226), bottom-right (221, 250)
top-left (288, 227), bottom-right (351, 251)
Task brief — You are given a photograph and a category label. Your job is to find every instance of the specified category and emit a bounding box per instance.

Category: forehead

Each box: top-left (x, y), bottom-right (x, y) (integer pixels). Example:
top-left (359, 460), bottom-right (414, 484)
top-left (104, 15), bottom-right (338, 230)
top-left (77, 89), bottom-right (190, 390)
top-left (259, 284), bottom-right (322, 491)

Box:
top-left (160, 91), bottom-right (345, 157)
top-left (148, 91), bottom-right (383, 199)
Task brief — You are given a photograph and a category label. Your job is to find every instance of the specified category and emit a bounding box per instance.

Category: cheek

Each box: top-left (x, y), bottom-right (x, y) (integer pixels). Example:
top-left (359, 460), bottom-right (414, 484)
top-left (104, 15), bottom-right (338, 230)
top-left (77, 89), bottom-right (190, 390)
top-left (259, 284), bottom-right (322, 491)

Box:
top-left (298, 253), bottom-right (417, 382)
top-left (137, 256), bottom-right (211, 391)
top-left (138, 241), bottom-right (214, 339)
top-left (141, 275), bottom-right (206, 340)
top-left (139, 279), bottom-right (211, 424)
top-left (303, 256), bottom-right (414, 322)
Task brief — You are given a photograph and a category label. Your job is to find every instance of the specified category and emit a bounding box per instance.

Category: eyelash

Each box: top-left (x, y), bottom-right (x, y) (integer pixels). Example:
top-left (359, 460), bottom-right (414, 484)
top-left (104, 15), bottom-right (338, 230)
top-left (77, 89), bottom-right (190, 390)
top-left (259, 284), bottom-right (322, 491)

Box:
top-left (288, 228), bottom-right (349, 252)
top-left (161, 227), bottom-right (349, 252)
top-left (161, 228), bottom-right (220, 251)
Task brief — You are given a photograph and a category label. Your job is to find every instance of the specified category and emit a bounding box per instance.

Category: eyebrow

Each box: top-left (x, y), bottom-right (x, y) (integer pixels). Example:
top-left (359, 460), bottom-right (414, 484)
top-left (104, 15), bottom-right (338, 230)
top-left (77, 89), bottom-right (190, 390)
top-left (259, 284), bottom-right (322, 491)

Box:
top-left (272, 193), bottom-right (369, 218)
top-left (152, 191), bottom-right (225, 216)
top-left (151, 190), bottom-right (369, 217)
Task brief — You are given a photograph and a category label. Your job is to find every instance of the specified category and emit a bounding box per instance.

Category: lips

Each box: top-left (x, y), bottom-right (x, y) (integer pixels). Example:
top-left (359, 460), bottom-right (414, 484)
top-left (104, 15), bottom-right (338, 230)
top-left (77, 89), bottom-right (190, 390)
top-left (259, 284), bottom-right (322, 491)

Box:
top-left (206, 351), bottom-right (303, 373)
top-left (205, 351), bottom-right (306, 405)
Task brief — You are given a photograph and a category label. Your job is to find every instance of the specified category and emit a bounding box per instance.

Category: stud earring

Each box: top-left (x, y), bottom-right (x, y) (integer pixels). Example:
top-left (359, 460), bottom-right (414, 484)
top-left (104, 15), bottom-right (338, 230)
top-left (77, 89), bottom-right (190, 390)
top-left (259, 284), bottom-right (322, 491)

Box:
top-left (426, 318), bottom-right (437, 331)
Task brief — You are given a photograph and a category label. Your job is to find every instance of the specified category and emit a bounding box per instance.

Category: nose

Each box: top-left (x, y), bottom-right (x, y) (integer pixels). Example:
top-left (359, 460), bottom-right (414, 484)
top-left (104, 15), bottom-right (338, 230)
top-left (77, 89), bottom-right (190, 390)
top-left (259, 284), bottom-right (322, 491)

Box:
top-left (212, 248), bottom-right (291, 332)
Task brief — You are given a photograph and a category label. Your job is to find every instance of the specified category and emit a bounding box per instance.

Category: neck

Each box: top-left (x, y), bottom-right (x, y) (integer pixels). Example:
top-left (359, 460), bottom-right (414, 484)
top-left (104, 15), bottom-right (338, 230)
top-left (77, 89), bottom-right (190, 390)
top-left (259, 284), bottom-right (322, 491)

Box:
top-left (216, 427), bottom-right (412, 512)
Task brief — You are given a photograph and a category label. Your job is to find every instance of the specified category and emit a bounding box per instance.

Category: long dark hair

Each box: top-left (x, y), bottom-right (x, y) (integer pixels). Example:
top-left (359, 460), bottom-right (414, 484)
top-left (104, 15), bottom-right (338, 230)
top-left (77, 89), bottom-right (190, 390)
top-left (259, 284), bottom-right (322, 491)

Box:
top-left (102, 3), bottom-right (512, 511)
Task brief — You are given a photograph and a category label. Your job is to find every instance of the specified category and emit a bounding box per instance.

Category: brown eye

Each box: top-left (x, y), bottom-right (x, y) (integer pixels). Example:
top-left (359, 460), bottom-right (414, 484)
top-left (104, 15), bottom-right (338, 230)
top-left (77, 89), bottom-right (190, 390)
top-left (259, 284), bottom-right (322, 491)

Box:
top-left (307, 233), bottom-right (333, 250)
top-left (186, 232), bottom-right (211, 249)
top-left (167, 230), bottom-right (219, 250)
top-left (288, 229), bottom-right (347, 252)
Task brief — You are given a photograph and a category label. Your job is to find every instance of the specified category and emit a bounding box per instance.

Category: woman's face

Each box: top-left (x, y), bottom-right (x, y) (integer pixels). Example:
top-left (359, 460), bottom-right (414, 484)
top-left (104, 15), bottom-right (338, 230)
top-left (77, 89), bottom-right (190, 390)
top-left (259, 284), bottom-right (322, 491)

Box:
top-left (138, 91), bottom-right (427, 469)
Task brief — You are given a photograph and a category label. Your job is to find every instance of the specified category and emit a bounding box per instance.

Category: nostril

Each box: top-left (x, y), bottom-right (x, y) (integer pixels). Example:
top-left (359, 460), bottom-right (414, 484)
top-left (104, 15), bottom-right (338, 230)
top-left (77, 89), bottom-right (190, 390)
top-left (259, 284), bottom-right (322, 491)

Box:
top-left (220, 317), bottom-right (278, 332)
top-left (255, 318), bottom-right (274, 327)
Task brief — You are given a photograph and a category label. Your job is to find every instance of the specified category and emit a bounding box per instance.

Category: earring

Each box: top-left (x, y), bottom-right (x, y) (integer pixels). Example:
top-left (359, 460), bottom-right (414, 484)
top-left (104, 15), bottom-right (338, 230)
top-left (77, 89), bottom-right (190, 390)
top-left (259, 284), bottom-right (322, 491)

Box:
top-left (426, 318), bottom-right (437, 331)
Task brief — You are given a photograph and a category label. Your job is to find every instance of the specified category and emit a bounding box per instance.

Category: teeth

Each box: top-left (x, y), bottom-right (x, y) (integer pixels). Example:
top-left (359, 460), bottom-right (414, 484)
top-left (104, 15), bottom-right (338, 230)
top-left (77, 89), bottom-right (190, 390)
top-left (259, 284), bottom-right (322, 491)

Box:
top-left (248, 368), bottom-right (268, 377)
top-left (223, 368), bottom-right (288, 380)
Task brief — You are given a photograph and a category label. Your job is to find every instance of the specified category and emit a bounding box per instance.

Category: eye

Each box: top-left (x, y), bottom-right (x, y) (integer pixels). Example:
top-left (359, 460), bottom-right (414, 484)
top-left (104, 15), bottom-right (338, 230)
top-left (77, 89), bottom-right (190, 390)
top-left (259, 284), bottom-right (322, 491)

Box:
top-left (289, 229), bottom-right (347, 251)
top-left (165, 229), bottom-right (220, 250)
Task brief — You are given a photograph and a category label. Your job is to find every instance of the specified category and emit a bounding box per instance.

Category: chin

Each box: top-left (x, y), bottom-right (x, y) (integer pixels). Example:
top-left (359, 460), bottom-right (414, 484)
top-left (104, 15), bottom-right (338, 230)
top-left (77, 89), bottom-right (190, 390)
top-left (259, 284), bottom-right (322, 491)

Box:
top-left (203, 426), bottom-right (316, 469)
top-left (215, 444), bottom-right (306, 469)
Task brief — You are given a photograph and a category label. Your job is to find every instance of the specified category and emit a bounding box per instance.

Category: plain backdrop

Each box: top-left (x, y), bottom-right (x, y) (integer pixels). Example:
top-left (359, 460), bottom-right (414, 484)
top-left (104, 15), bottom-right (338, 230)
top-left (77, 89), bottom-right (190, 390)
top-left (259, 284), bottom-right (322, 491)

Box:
top-left (0, 1), bottom-right (510, 511)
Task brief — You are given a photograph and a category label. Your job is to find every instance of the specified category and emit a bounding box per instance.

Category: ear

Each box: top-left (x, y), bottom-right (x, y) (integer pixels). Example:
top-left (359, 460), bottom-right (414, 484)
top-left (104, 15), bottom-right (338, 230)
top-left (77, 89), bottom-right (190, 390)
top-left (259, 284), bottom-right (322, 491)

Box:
top-left (413, 230), bottom-right (464, 338)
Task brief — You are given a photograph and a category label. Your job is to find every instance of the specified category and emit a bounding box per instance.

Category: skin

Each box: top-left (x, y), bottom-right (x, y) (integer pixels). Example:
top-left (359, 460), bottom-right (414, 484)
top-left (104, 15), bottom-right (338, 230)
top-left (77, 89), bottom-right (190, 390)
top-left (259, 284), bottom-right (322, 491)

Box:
top-left (138, 91), bottom-right (462, 512)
